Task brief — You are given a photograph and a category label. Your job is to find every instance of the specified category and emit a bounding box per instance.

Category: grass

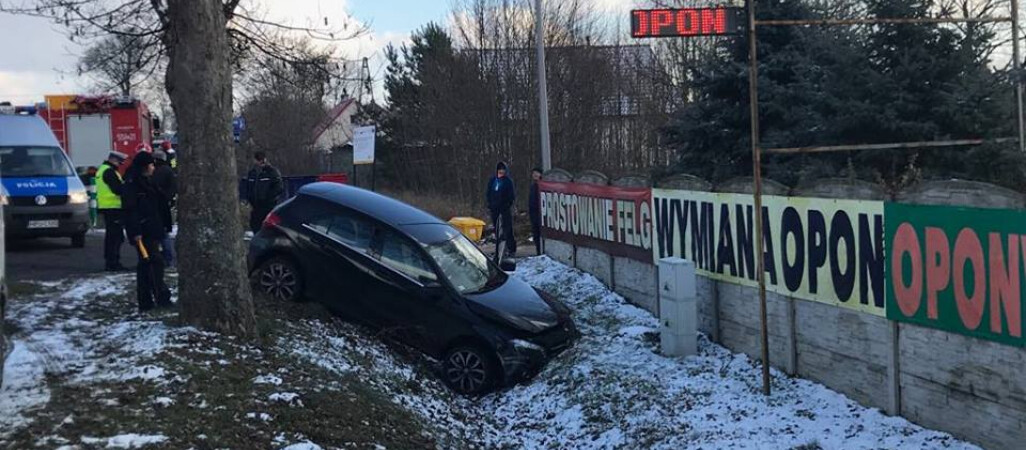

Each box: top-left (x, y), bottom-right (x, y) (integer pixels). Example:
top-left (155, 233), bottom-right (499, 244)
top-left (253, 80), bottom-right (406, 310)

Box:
top-left (2, 278), bottom-right (451, 450)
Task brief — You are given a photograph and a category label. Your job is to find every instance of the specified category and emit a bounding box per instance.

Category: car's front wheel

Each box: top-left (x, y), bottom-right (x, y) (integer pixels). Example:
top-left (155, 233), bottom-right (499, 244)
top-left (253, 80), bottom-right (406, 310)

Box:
top-left (442, 345), bottom-right (499, 395)
top-left (255, 256), bottom-right (304, 302)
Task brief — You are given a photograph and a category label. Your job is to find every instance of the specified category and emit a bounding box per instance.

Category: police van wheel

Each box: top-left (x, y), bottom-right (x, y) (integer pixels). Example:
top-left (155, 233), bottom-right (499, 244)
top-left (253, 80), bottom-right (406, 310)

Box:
top-left (71, 233), bottom-right (86, 248)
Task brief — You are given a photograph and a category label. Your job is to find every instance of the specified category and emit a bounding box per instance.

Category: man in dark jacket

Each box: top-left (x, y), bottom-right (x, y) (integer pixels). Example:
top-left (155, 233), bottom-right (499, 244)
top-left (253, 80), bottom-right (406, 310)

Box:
top-left (122, 152), bottom-right (173, 312)
top-left (486, 161), bottom-right (516, 256)
top-left (529, 168), bottom-right (543, 256)
top-left (152, 150), bottom-right (177, 266)
top-left (245, 152), bottom-right (284, 233)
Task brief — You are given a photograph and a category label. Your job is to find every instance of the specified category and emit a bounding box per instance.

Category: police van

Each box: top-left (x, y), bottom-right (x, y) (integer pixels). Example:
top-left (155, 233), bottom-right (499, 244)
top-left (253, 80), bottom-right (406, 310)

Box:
top-left (0, 105), bottom-right (91, 247)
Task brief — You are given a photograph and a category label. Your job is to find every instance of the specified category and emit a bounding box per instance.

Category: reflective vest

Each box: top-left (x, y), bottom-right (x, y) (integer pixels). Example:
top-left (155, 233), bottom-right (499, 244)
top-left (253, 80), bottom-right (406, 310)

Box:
top-left (95, 164), bottom-right (122, 210)
top-left (170, 158), bottom-right (177, 169)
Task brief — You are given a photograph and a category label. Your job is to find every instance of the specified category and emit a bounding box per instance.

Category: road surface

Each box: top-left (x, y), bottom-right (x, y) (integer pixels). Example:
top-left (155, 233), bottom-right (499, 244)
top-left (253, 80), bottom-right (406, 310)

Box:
top-left (8, 233), bottom-right (134, 281)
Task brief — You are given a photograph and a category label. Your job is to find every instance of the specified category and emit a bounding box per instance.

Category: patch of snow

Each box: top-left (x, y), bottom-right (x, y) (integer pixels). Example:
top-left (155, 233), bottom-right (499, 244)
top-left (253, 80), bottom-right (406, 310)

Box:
top-left (0, 341), bottom-right (51, 437)
top-left (472, 257), bottom-right (979, 450)
top-left (152, 397), bottom-right (175, 408)
top-left (268, 392), bottom-right (303, 407)
top-left (280, 442), bottom-right (322, 450)
top-left (246, 412), bottom-right (273, 422)
top-left (82, 434), bottom-right (168, 448)
top-left (121, 365), bottom-right (166, 382)
top-left (253, 374), bottom-right (283, 385)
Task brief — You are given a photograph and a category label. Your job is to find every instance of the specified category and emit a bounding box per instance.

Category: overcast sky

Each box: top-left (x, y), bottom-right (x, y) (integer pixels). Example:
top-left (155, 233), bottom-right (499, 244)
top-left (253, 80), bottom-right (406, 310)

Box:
top-left (0, 0), bottom-right (632, 106)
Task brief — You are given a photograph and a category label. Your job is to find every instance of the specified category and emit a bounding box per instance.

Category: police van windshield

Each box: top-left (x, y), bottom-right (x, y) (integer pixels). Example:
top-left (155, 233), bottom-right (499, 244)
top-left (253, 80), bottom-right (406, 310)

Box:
top-left (0, 147), bottom-right (75, 177)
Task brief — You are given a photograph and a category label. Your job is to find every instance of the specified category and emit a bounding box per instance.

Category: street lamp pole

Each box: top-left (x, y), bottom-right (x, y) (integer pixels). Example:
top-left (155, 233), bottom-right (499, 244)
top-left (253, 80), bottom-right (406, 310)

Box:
top-left (536, 0), bottom-right (552, 171)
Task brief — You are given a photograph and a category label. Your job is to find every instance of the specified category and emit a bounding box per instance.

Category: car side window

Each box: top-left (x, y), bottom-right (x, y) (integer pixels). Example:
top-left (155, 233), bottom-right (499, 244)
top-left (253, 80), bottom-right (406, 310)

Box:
top-left (306, 209), bottom-right (373, 252)
top-left (376, 229), bottom-right (438, 283)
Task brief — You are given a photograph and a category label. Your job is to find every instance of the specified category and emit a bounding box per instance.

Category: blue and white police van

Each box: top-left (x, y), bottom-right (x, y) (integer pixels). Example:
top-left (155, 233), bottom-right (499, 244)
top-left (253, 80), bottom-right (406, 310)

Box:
top-left (0, 105), bottom-right (90, 247)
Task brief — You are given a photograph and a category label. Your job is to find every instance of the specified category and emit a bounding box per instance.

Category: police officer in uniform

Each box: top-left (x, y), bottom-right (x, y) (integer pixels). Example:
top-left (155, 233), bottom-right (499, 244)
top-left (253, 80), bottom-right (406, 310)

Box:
top-left (96, 151), bottom-right (128, 271)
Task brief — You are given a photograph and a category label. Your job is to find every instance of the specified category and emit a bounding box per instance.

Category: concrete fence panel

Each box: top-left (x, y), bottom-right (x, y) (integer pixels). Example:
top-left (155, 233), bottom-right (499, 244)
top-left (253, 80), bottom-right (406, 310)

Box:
top-left (895, 179), bottom-right (1026, 450)
top-left (712, 177), bottom-right (795, 373)
top-left (611, 174), bottom-right (658, 314)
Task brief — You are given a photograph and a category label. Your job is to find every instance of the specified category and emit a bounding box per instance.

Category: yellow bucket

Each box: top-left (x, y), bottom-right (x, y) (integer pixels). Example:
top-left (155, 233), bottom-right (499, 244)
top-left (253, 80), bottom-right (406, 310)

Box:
top-left (449, 217), bottom-right (486, 242)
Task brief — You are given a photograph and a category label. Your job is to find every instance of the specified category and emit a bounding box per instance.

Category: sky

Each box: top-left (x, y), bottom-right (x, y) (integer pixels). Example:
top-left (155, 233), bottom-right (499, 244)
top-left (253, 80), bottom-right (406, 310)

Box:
top-left (0, 0), bottom-right (633, 107)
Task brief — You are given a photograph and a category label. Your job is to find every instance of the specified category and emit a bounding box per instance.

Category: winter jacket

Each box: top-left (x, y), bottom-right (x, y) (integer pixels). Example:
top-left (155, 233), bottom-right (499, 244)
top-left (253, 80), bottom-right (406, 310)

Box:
top-left (152, 161), bottom-right (177, 233)
top-left (246, 164), bottom-right (283, 208)
top-left (529, 181), bottom-right (541, 222)
top-left (123, 168), bottom-right (168, 242)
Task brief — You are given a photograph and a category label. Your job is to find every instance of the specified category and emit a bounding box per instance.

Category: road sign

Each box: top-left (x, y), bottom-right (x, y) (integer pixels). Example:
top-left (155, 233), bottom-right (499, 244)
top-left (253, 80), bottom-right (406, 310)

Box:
top-left (353, 126), bottom-right (376, 165)
top-left (631, 7), bottom-right (745, 38)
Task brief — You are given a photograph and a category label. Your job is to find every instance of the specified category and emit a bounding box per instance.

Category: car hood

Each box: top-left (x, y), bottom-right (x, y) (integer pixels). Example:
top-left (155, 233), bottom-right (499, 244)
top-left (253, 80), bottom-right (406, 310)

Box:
top-left (464, 276), bottom-right (559, 333)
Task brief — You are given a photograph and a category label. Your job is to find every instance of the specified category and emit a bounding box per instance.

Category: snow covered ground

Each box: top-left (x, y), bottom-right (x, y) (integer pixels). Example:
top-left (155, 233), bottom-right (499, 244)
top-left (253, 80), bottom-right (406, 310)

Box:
top-left (1, 257), bottom-right (979, 449)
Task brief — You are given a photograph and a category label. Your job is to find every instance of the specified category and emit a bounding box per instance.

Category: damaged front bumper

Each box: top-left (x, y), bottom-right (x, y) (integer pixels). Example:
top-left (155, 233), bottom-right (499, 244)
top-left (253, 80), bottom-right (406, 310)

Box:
top-left (496, 320), bottom-right (580, 384)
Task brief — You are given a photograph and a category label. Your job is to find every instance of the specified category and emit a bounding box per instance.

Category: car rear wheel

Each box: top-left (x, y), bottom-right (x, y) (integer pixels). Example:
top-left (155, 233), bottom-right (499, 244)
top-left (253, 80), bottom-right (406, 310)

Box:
top-left (256, 256), bottom-right (304, 302)
top-left (442, 345), bottom-right (498, 395)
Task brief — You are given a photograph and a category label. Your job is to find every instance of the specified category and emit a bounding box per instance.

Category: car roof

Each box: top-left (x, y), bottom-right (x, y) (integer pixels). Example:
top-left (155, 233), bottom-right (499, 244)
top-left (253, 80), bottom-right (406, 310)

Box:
top-left (298, 182), bottom-right (452, 237)
top-left (0, 115), bottom-right (62, 148)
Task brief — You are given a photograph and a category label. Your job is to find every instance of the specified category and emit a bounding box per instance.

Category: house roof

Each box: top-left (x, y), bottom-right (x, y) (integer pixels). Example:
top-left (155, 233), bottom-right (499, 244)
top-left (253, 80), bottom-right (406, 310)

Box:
top-left (311, 98), bottom-right (357, 142)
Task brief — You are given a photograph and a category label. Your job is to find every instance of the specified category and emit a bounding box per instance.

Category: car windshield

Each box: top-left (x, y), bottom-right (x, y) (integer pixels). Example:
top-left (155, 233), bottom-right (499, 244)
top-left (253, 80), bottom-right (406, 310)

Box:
top-left (0, 146), bottom-right (75, 177)
top-left (425, 233), bottom-right (505, 294)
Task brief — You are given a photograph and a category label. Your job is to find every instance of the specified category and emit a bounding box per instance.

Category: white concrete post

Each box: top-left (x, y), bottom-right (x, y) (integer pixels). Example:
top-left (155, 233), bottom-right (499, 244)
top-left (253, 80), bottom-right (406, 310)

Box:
top-left (658, 257), bottom-right (697, 357)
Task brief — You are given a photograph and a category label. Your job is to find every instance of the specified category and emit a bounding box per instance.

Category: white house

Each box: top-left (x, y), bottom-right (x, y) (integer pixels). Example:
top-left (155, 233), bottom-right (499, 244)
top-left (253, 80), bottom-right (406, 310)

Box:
top-left (312, 98), bottom-right (358, 152)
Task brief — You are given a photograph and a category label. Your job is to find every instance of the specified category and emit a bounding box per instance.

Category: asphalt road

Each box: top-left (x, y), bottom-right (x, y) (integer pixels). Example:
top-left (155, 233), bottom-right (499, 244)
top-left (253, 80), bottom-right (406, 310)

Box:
top-left (7, 232), bottom-right (135, 281)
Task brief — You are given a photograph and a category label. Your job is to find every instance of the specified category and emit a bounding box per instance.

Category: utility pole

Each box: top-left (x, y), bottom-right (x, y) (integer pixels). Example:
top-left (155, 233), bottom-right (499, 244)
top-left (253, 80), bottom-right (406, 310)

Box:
top-left (746, 0), bottom-right (772, 397)
top-left (536, 0), bottom-right (552, 171)
top-left (1013, 0), bottom-right (1024, 153)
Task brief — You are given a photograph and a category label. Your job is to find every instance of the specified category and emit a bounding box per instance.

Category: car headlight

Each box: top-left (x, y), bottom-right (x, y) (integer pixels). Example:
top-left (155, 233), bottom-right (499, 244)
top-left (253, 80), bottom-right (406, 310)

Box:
top-left (510, 339), bottom-right (546, 354)
top-left (69, 190), bottom-right (89, 204)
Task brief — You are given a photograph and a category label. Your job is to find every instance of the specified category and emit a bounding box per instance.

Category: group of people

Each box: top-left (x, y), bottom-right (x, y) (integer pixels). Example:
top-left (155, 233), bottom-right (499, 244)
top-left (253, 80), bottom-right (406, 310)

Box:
top-left (487, 162), bottom-right (545, 257)
top-left (96, 142), bottom-right (178, 312)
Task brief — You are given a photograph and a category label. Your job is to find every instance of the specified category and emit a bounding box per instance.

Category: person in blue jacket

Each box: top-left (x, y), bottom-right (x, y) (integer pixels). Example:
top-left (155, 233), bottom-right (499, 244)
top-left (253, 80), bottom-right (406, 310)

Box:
top-left (487, 161), bottom-right (516, 257)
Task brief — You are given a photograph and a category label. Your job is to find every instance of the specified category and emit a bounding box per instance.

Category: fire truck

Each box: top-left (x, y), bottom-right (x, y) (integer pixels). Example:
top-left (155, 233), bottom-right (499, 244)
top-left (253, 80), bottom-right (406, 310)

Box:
top-left (33, 95), bottom-right (158, 171)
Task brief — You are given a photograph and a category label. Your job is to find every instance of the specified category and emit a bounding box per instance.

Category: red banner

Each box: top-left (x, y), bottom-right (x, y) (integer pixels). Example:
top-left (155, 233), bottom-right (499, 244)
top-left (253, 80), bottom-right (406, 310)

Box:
top-left (539, 181), bottom-right (653, 262)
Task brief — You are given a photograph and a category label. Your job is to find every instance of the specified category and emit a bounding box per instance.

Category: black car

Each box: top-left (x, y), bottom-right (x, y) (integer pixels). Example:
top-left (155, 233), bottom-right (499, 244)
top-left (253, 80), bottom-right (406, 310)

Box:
top-left (247, 182), bottom-right (577, 394)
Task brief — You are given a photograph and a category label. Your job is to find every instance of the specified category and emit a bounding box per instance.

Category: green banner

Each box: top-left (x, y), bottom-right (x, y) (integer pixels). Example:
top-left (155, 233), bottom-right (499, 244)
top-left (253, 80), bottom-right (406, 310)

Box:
top-left (885, 203), bottom-right (1026, 346)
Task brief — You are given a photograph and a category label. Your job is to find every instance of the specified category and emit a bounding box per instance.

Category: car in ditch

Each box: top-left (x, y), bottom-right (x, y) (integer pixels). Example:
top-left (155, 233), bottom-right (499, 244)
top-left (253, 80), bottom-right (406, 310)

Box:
top-left (247, 182), bottom-right (578, 394)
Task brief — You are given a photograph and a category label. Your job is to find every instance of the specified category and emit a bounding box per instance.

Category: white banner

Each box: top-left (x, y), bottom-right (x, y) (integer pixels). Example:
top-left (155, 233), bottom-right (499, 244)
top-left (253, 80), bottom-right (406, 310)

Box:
top-left (652, 189), bottom-right (886, 316)
top-left (353, 126), bottom-right (376, 165)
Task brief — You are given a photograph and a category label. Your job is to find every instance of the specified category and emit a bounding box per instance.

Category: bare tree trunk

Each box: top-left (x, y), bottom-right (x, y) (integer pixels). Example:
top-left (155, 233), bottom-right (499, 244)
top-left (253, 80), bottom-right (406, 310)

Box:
top-left (165, 0), bottom-right (256, 337)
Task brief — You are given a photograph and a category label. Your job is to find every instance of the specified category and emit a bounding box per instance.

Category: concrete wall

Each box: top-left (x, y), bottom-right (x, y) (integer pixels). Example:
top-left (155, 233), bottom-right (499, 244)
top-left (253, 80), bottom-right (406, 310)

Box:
top-left (611, 175), bottom-right (658, 314)
top-left (790, 178), bottom-right (896, 412)
top-left (539, 170), bottom-right (1026, 450)
top-left (715, 177), bottom-right (796, 374)
top-left (895, 180), bottom-right (1026, 450)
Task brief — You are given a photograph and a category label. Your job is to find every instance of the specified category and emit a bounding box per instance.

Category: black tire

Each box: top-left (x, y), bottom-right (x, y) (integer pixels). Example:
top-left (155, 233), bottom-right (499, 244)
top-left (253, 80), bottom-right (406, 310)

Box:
top-left (71, 233), bottom-right (86, 248)
top-left (441, 345), bottom-right (499, 395)
top-left (255, 256), bottom-right (304, 302)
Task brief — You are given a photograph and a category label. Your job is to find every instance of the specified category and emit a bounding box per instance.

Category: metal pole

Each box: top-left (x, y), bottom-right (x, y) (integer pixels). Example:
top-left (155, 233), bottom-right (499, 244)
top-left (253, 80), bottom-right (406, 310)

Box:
top-left (1012, 0), bottom-right (1025, 153)
top-left (747, 0), bottom-right (772, 397)
top-left (536, 0), bottom-right (552, 171)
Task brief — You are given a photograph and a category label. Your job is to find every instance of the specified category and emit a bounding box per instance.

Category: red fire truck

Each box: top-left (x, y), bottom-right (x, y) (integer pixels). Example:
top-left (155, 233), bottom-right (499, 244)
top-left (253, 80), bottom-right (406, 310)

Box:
top-left (35, 95), bottom-right (158, 171)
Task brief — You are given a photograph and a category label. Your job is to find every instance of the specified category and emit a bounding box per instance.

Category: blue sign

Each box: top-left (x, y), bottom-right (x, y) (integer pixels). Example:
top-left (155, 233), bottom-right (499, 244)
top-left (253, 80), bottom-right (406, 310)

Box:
top-left (2, 177), bottom-right (70, 196)
top-left (232, 117), bottom-right (246, 143)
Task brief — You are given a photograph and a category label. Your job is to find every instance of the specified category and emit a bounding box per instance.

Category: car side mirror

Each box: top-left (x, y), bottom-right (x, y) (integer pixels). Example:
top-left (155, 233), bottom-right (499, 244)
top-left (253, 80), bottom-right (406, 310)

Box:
top-left (500, 258), bottom-right (516, 272)
top-left (419, 276), bottom-right (445, 296)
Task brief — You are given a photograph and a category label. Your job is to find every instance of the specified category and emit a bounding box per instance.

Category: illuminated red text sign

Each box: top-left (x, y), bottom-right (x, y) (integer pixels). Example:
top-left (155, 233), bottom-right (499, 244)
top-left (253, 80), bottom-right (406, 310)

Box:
top-left (631, 8), bottom-right (745, 38)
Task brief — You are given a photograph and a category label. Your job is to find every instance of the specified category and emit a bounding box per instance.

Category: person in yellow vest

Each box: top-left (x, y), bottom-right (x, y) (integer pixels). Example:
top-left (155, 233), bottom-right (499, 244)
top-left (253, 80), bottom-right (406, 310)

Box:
top-left (96, 151), bottom-right (128, 272)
